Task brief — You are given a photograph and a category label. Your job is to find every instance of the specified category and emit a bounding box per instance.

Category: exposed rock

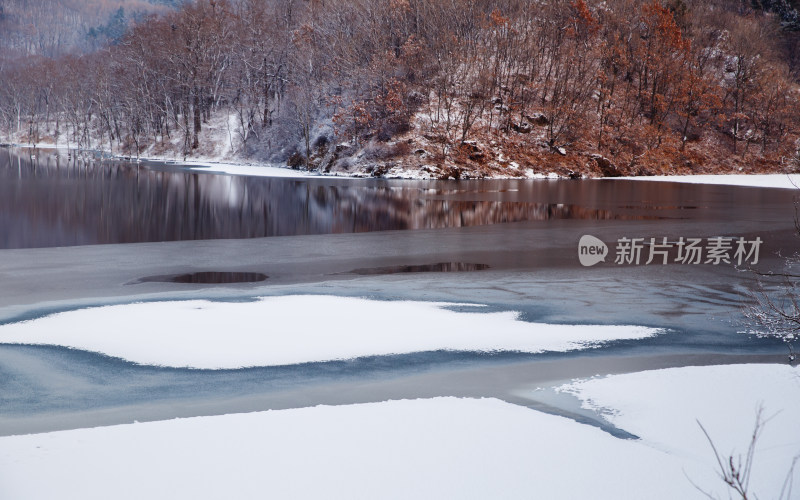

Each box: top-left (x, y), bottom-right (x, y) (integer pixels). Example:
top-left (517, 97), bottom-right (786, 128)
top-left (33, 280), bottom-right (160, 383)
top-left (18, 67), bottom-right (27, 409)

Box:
top-left (371, 163), bottom-right (391, 177)
top-left (461, 140), bottom-right (481, 152)
top-left (459, 140), bottom-right (485, 161)
top-left (511, 121), bottom-right (532, 134)
top-left (423, 133), bottom-right (447, 143)
top-left (319, 150), bottom-right (336, 173)
top-left (524, 112), bottom-right (549, 126)
top-left (438, 165), bottom-right (463, 180)
top-left (591, 154), bottom-right (621, 177)
top-left (287, 152), bottom-right (305, 169)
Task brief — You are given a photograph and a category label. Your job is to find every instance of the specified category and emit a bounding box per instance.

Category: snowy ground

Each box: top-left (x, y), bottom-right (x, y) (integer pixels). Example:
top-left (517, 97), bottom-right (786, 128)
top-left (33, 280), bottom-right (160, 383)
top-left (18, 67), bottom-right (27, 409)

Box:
top-left (170, 164), bottom-right (800, 189)
top-left (181, 164), bottom-right (800, 189)
top-left (0, 364), bottom-right (796, 500)
top-left (184, 165), bottom-right (800, 188)
top-left (187, 162), bottom-right (317, 178)
top-left (619, 173), bottom-right (800, 190)
top-left (557, 364), bottom-right (800, 498)
top-left (0, 296), bottom-right (660, 369)
top-left (158, 163), bottom-right (800, 188)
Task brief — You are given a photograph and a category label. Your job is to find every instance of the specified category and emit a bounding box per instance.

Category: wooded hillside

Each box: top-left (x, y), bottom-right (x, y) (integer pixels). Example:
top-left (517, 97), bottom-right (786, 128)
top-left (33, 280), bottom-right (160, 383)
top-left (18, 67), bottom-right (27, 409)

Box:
top-left (0, 0), bottom-right (176, 56)
top-left (2, 0), bottom-right (799, 178)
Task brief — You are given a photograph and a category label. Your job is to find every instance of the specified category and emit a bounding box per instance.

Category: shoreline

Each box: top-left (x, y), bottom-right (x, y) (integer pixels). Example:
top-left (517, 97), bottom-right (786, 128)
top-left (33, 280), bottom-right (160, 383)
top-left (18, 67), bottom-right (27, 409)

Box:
top-left (6, 142), bottom-right (800, 187)
top-left (2, 141), bottom-right (569, 180)
top-left (0, 347), bottom-right (785, 437)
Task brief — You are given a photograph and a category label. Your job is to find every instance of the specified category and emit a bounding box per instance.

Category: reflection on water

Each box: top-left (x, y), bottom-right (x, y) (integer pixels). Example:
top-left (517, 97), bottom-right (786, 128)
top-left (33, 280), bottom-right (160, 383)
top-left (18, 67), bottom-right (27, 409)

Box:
top-left (0, 148), bottom-right (634, 249)
top-left (346, 263), bottom-right (490, 275)
top-left (0, 147), bottom-right (785, 249)
top-left (134, 272), bottom-right (269, 284)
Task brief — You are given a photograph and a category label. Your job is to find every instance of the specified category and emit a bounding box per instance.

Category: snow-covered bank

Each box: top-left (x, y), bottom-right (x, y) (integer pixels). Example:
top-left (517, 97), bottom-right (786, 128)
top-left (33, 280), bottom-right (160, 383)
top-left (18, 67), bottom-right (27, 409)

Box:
top-left (0, 397), bottom-right (696, 500)
top-left (173, 165), bottom-right (800, 186)
top-left (6, 141), bottom-right (320, 179)
top-left (559, 363), bottom-right (800, 498)
top-left (1, 364), bottom-right (797, 499)
top-left (187, 163), bottom-right (317, 178)
top-left (7, 143), bottom-right (800, 184)
top-left (181, 164), bottom-right (800, 186)
top-left (619, 173), bottom-right (800, 190)
top-left (189, 161), bottom-right (554, 180)
top-left (118, 158), bottom-right (800, 186)
top-left (0, 296), bottom-right (660, 369)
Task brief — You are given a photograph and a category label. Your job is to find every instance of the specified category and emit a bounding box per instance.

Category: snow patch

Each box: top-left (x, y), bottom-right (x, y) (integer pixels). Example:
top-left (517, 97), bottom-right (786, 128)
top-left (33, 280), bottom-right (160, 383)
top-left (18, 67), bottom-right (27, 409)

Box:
top-left (0, 397), bottom-right (699, 500)
top-left (559, 364), bottom-right (800, 498)
top-left (188, 163), bottom-right (319, 179)
top-left (0, 295), bottom-right (660, 369)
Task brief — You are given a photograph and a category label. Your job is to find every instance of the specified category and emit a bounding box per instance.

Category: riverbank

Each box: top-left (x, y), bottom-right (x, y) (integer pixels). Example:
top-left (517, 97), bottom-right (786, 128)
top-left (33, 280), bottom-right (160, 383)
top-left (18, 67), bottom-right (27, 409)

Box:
top-left (7, 142), bottom-right (800, 188)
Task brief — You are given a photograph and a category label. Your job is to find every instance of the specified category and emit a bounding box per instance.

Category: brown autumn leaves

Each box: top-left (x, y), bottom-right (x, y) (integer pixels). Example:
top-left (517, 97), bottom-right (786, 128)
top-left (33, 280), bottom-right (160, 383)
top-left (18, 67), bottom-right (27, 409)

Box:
top-left (0, 0), bottom-right (798, 178)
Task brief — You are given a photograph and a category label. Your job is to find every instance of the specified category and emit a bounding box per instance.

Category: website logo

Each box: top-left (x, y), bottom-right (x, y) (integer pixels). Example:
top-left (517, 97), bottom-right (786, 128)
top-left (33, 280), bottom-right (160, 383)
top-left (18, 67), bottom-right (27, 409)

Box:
top-left (578, 235), bottom-right (609, 267)
top-left (578, 235), bottom-right (762, 267)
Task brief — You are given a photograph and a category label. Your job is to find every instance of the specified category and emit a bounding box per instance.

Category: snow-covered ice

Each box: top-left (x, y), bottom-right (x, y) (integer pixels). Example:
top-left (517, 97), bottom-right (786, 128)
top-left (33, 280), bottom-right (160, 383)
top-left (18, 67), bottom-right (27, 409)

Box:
top-left (1, 364), bottom-right (797, 499)
top-left (0, 295), bottom-right (660, 369)
top-left (619, 173), bottom-right (800, 190)
top-left (559, 363), bottom-right (800, 498)
top-left (0, 398), bottom-right (699, 500)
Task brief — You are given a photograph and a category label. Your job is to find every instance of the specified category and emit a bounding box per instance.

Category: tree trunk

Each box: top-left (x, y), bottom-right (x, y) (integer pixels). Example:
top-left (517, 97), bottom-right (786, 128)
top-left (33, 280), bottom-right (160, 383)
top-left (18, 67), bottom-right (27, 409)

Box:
top-left (193, 89), bottom-right (201, 149)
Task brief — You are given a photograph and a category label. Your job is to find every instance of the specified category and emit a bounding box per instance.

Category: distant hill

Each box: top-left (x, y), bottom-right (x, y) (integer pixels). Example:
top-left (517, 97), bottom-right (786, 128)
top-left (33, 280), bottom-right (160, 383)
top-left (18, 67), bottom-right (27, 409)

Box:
top-left (0, 0), bottom-right (178, 58)
top-left (755, 0), bottom-right (800, 30)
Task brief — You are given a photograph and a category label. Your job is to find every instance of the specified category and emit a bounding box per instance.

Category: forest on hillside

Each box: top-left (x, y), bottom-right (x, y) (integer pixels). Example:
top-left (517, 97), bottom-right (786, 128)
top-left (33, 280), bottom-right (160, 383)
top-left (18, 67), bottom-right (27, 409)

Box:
top-left (2, 0), bottom-right (800, 178)
top-left (0, 0), bottom-right (178, 56)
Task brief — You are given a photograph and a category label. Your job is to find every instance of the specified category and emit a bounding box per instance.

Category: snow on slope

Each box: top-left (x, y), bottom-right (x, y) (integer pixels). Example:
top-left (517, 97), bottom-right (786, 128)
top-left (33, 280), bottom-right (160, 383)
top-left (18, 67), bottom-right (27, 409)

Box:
top-left (0, 295), bottom-right (660, 369)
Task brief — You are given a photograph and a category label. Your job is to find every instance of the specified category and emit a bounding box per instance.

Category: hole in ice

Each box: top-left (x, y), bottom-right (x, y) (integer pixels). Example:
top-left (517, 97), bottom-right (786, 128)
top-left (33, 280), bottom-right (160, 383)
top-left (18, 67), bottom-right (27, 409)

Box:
top-left (133, 272), bottom-right (268, 284)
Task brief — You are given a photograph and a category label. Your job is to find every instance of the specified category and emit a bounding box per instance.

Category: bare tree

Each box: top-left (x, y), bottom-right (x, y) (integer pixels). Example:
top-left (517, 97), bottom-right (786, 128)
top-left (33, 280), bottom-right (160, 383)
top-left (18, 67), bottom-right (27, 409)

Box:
top-left (745, 276), bottom-right (800, 363)
top-left (692, 406), bottom-right (798, 500)
top-left (0, 0), bottom-right (798, 175)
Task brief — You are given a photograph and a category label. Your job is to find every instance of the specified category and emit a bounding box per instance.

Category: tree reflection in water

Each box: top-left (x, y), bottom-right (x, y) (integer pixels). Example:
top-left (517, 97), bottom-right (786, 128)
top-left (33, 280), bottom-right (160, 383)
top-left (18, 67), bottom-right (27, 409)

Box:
top-left (0, 148), bottom-right (646, 249)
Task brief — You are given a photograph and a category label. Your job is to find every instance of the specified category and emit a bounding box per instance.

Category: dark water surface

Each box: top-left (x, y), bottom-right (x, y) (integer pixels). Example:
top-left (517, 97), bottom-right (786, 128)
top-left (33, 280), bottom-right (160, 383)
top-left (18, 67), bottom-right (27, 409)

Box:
top-left (1, 146), bottom-right (799, 435)
top-left (135, 271), bottom-right (269, 284)
top-left (1, 146), bottom-right (792, 249)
